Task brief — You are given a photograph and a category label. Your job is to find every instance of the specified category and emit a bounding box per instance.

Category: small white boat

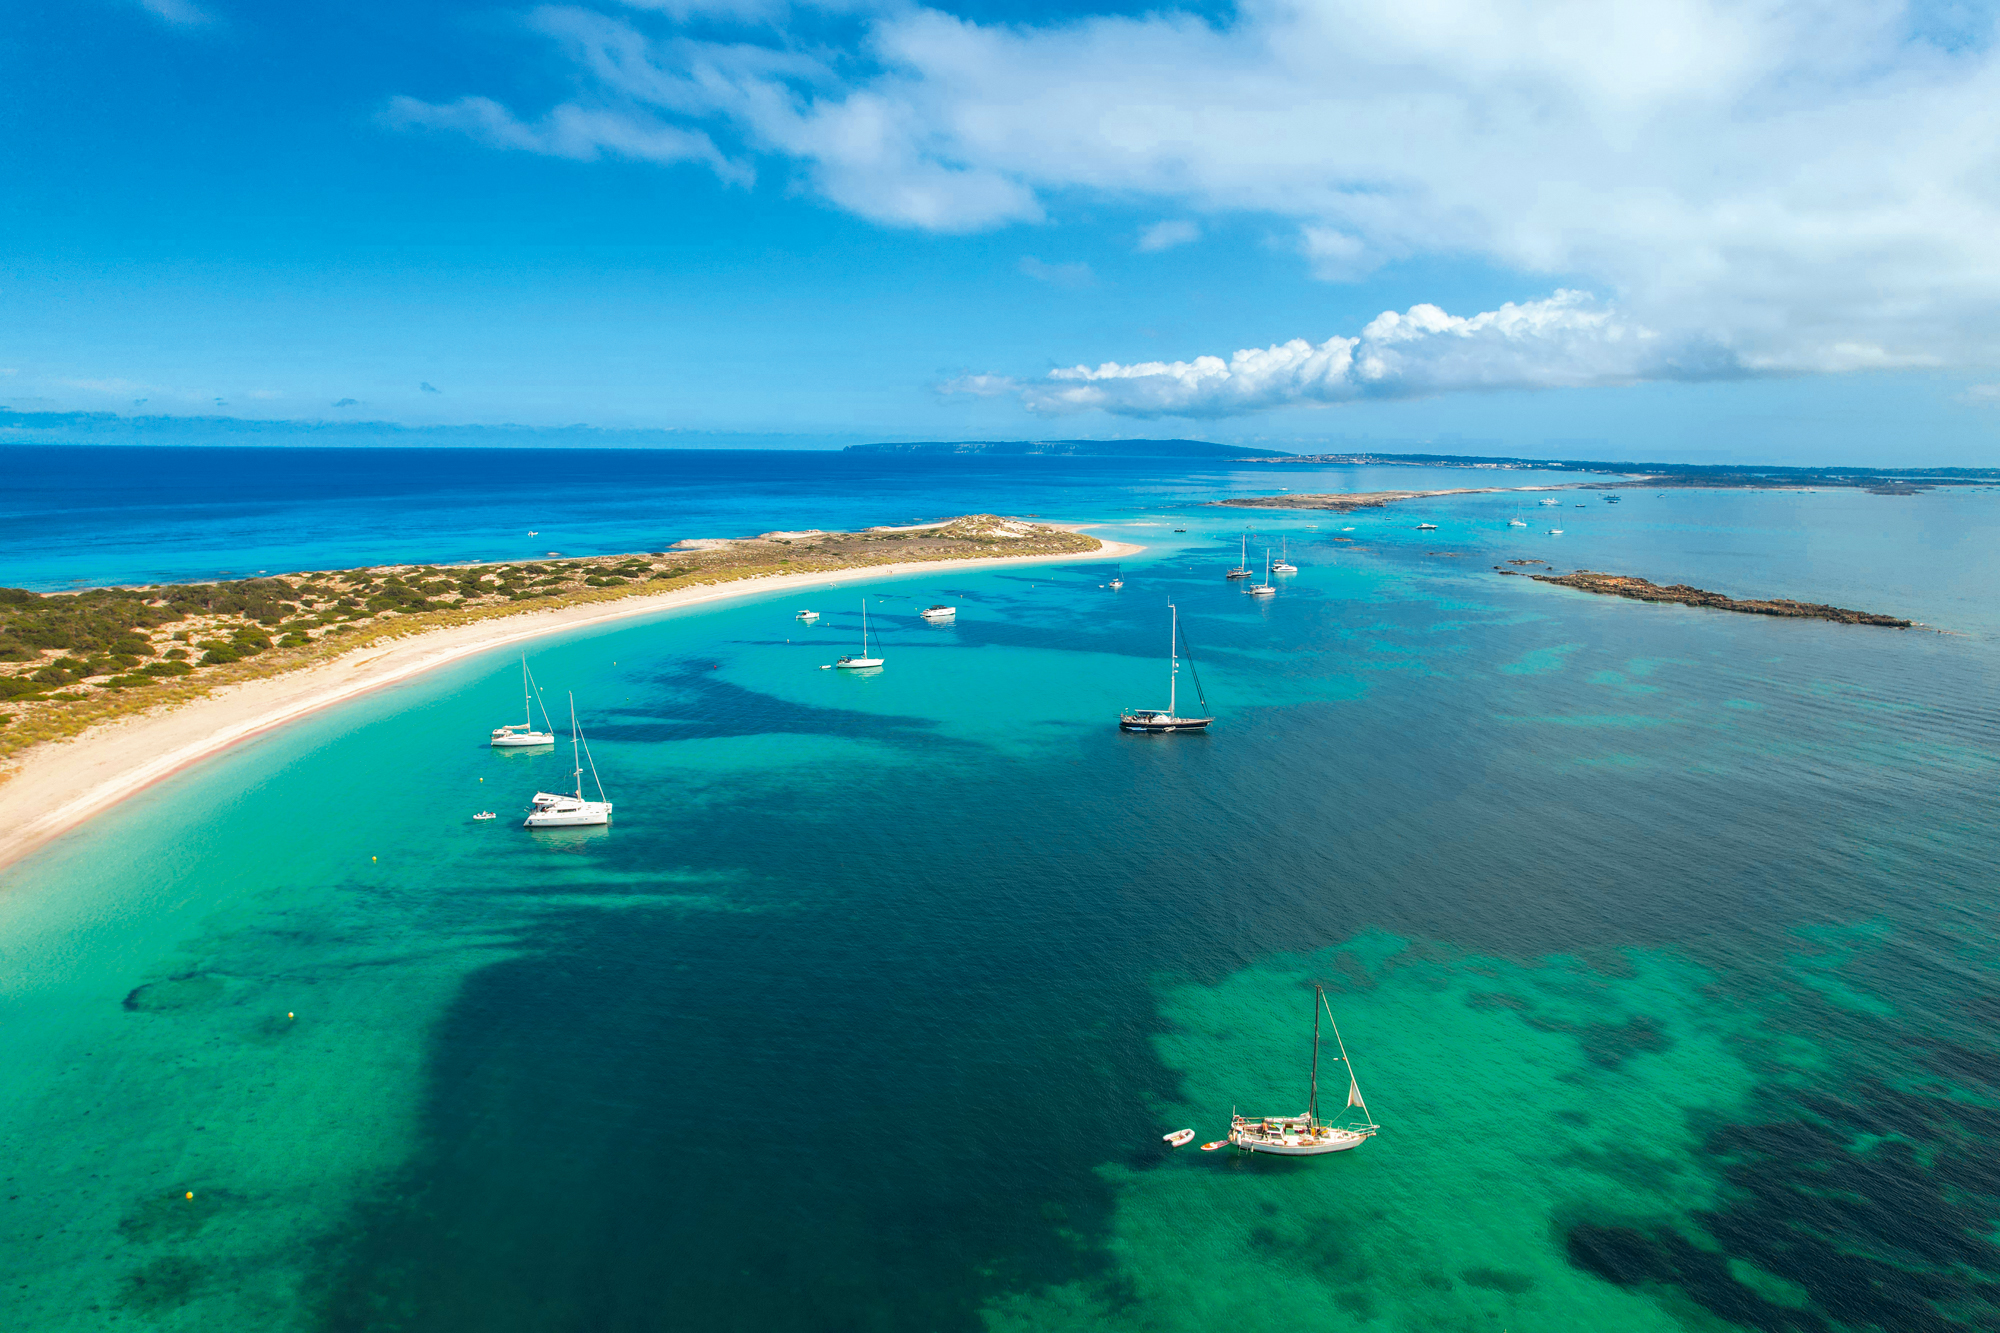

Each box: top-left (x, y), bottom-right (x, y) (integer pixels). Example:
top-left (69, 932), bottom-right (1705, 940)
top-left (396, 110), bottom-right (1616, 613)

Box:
top-left (920, 604), bottom-right (956, 621)
top-left (1539, 498), bottom-right (1562, 507)
top-left (1272, 539), bottom-right (1297, 574)
top-left (836, 600), bottom-right (884, 669)
top-left (1416, 523), bottom-right (1438, 530)
top-left (1509, 518), bottom-right (1528, 527)
top-left (1222, 985), bottom-right (1379, 1157)
top-left (523, 695), bottom-right (613, 828)
top-left (472, 811), bottom-right (496, 821)
top-left (1109, 579), bottom-right (1124, 589)
top-left (1548, 527), bottom-right (1565, 535)
top-left (528, 530), bottom-right (538, 536)
top-left (796, 609), bottom-right (820, 622)
top-left (1163, 1129), bottom-right (1195, 1147)
top-left (491, 656), bottom-right (557, 748)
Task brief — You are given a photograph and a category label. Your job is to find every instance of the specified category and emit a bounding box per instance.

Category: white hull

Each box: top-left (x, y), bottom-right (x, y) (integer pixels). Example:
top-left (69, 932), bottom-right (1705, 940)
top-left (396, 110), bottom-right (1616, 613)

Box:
top-left (1272, 564), bottom-right (1297, 574)
top-left (836, 657), bottom-right (884, 669)
top-left (524, 793), bottom-right (613, 827)
top-left (1230, 1114), bottom-right (1373, 1155)
top-left (920, 607), bottom-right (956, 621)
top-left (491, 730), bottom-right (556, 748)
top-left (1233, 1132), bottom-right (1369, 1155)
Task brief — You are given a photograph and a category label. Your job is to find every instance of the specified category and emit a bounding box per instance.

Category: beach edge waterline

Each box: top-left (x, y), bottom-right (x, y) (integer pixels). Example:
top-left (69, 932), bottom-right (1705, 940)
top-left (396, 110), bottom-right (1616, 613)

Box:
top-left (0, 534), bottom-right (1141, 879)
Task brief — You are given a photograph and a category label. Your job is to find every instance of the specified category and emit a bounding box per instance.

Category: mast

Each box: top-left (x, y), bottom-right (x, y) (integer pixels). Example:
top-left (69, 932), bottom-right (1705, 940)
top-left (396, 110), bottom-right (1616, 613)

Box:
top-left (1168, 604), bottom-right (1178, 717)
top-left (568, 688), bottom-right (584, 792)
top-left (521, 656), bottom-right (532, 729)
top-left (861, 599), bottom-right (868, 656)
top-left (1309, 983), bottom-right (1322, 1124)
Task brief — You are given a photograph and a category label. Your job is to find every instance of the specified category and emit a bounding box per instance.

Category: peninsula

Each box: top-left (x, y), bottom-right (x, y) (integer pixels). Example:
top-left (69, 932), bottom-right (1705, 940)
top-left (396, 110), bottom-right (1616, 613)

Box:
top-left (1219, 485), bottom-right (1593, 512)
top-left (0, 515), bottom-right (1126, 871)
top-left (1501, 569), bottom-right (1911, 628)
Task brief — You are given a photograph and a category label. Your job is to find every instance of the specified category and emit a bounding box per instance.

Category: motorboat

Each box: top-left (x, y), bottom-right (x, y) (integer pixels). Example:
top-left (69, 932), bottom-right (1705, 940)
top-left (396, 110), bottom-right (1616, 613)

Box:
top-left (523, 694), bottom-right (613, 828)
top-left (1221, 985), bottom-right (1378, 1156)
top-left (491, 656), bottom-right (557, 747)
top-left (1539, 498), bottom-right (1562, 506)
top-left (1547, 527), bottom-right (1565, 535)
top-left (836, 599), bottom-right (884, 669)
top-left (472, 812), bottom-right (496, 821)
top-left (796, 609), bottom-right (820, 621)
top-left (1416, 522), bottom-right (1438, 530)
top-left (920, 604), bottom-right (956, 621)
top-left (1120, 605), bottom-right (1214, 733)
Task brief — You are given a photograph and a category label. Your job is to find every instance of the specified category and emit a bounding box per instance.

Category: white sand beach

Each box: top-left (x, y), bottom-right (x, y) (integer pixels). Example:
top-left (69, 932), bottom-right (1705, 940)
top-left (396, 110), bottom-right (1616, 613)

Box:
top-left (0, 536), bottom-right (1141, 876)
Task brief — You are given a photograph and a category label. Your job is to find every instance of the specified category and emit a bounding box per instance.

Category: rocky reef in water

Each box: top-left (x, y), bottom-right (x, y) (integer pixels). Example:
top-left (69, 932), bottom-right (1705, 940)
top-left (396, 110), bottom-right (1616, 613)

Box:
top-left (1497, 569), bottom-right (1911, 628)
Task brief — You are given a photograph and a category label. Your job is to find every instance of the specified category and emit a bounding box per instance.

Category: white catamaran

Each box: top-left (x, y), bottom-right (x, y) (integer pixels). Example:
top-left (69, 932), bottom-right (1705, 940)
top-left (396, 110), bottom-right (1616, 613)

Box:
top-left (490, 656), bottom-right (557, 748)
top-left (524, 694), bottom-right (613, 828)
top-left (836, 599), bottom-right (884, 669)
top-left (1273, 539), bottom-right (1298, 574)
top-left (1224, 984), bottom-right (1378, 1156)
top-left (1120, 604), bottom-right (1214, 733)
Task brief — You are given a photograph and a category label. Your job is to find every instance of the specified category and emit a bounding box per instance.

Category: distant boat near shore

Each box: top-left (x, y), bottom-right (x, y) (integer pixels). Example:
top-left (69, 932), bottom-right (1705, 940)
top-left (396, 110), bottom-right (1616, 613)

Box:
top-left (490, 656), bottom-right (557, 748)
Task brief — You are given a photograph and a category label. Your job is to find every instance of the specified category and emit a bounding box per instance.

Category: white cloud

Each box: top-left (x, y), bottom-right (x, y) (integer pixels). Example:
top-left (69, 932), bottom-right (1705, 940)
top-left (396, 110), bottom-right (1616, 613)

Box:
top-left (1137, 220), bottom-right (1200, 253)
top-left (1017, 256), bottom-right (1093, 288)
top-left (135, 0), bottom-right (213, 24)
top-left (937, 373), bottom-right (1018, 397)
top-left (380, 94), bottom-right (752, 185)
top-left (389, 0), bottom-right (2000, 378)
top-left (1024, 290), bottom-right (1740, 418)
top-left (1964, 384), bottom-right (2000, 406)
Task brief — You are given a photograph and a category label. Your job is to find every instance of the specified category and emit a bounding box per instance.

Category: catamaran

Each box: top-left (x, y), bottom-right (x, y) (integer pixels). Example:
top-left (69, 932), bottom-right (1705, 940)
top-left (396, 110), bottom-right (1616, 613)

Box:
top-left (1273, 539), bottom-right (1297, 574)
top-left (1224, 984), bottom-right (1378, 1155)
top-left (837, 600), bottom-right (884, 669)
top-left (524, 694), bottom-right (613, 828)
top-left (490, 656), bottom-right (557, 748)
top-left (1120, 604), bottom-right (1214, 733)
top-left (1226, 532), bottom-right (1252, 580)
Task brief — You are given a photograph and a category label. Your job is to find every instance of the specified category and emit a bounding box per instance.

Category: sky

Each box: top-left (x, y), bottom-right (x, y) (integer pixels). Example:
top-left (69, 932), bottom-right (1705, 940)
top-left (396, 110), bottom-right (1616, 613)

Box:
top-left (2, 0), bottom-right (1999, 462)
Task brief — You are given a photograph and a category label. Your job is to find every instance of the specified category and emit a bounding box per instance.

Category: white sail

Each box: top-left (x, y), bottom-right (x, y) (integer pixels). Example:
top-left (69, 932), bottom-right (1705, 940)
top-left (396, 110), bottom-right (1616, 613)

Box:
top-left (1347, 1075), bottom-right (1364, 1108)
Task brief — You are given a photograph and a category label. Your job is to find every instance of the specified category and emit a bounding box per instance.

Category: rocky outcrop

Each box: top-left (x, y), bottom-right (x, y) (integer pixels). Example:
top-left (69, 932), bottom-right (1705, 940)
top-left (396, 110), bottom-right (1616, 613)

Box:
top-left (1517, 570), bottom-right (1910, 628)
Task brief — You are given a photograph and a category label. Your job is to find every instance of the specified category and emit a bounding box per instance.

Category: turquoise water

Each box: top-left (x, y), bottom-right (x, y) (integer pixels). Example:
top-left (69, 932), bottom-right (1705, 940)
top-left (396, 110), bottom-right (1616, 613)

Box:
top-left (4, 474), bottom-right (1999, 1331)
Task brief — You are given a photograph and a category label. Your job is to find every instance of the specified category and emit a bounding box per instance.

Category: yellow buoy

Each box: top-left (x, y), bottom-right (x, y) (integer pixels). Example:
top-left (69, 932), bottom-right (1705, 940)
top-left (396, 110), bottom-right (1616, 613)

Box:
top-left (287, 1012), bottom-right (295, 1020)
top-left (185, 1191), bottom-right (194, 1200)
top-left (371, 856), bottom-right (377, 862)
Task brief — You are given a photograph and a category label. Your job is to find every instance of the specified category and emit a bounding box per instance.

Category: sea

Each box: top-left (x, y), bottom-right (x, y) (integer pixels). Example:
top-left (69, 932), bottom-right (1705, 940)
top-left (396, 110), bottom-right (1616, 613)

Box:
top-left (2, 444), bottom-right (1998, 1333)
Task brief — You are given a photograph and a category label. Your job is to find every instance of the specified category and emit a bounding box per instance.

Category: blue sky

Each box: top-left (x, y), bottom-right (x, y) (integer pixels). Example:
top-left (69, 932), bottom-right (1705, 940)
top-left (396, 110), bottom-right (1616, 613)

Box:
top-left (3, 0), bottom-right (1998, 462)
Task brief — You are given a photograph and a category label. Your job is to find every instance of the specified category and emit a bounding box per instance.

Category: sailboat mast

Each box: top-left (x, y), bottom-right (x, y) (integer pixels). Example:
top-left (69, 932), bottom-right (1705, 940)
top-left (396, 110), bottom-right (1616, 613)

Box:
top-left (1169, 605), bottom-right (1180, 717)
top-left (568, 688), bottom-right (584, 792)
top-left (522, 657), bottom-right (531, 728)
top-left (1308, 984), bottom-right (1322, 1123)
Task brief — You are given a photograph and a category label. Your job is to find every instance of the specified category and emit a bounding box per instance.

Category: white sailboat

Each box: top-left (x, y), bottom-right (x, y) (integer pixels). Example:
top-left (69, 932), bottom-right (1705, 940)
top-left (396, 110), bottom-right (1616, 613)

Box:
top-left (1272, 539), bottom-right (1297, 574)
top-left (490, 656), bottom-right (557, 747)
top-left (1120, 604), bottom-right (1214, 733)
top-left (1226, 532), bottom-right (1252, 580)
top-left (1247, 550), bottom-right (1276, 597)
top-left (524, 694), bottom-right (613, 827)
top-left (836, 599), bottom-right (884, 669)
top-left (1226, 984), bottom-right (1378, 1156)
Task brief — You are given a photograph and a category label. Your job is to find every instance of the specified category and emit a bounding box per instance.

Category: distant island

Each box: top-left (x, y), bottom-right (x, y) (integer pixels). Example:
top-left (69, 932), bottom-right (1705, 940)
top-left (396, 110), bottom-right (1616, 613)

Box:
top-left (1498, 568), bottom-right (1912, 628)
top-left (845, 439), bottom-right (1292, 459)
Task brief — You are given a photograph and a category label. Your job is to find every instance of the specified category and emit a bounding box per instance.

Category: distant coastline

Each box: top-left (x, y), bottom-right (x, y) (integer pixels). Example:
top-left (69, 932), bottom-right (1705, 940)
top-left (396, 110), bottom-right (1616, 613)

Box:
top-left (0, 517), bottom-right (1136, 876)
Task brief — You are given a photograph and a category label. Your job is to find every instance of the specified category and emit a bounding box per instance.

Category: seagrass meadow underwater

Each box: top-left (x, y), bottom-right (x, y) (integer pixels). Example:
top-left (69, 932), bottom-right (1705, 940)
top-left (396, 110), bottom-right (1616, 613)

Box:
top-left (3, 451), bottom-right (2000, 1333)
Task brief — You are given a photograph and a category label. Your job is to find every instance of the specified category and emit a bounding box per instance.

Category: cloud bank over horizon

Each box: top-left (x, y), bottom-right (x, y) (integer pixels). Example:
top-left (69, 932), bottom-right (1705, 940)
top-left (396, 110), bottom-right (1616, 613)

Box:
top-left (387, 0), bottom-right (2000, 412)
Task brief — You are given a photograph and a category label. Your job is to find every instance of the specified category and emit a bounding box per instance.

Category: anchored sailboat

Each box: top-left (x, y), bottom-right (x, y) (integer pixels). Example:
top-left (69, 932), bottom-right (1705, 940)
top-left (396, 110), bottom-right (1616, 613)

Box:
top-left (1273, 539), bottom-right (1298, 574)
top-left (1226, 532), bottom-right (1252, 580)
top-left (524, 694), bottom-right (613, 827)
top-left (1247, 550), bottom-right (1276, 597)
top-left (490, 656), bottom-right (557, 748)
top-left (1120, 604), bottom-right (1214, 733)
top-left (1226, 984), bottom-right (1378, 1155)
top-left (836, 599), bottom-right (884, 669)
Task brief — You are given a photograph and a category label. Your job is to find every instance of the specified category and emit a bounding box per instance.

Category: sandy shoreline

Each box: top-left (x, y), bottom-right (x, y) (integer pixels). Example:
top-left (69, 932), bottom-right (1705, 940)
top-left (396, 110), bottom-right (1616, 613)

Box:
top-left (0, 536), bottom-right (1140, 878)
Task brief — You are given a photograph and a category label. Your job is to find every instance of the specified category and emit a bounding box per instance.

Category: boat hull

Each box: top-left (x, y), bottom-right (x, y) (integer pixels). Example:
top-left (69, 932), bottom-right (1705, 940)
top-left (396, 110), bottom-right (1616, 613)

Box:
top-left (1233, 1133), bottom-right (1369, 1155)
top-left (1120, 713), bottom-right (1212, 733)
top-left (524, 795), bottom-right (613, 828)
top-left (491, 732), bottom-right (556, 748)
top-left (836, 657), bottom-right (884, 669)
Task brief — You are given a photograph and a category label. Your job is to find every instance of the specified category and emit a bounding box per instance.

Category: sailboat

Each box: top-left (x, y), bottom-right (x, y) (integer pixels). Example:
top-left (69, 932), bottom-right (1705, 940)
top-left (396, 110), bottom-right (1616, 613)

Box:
top-left (490, 656), bottom-right (557, 747)
top-left (836, 599), bottom-right (884, 669)
top-left (1273, 539), bottom-right (1298, 574)
top-left (1120, 604), bottom-right (1214, 733)
top-left (1226, 532), bottom-right (1252, 580)
top-left (523, 694), bottom-right (613, 827)
top-left (1246, 550), bottom-right (1276, 597)
top-left (1226, 984), bottom-right (1378, 1155)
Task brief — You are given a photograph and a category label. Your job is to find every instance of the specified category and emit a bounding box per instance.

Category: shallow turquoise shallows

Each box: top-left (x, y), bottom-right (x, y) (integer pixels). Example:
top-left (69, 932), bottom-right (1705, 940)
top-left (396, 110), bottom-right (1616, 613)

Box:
top-left (4, 465), bottom-right (2000, 1333)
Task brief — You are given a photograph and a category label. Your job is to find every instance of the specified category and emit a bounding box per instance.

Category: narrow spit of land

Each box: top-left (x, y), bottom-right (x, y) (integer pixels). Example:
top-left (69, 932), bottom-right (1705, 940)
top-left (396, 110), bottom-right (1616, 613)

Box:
top-left (1497, 568), bottom-right (1912, 628)
top-left (0, 515), bottom-right (1123, 872)
top-left (1217, 483), bottom-right (1616, 512)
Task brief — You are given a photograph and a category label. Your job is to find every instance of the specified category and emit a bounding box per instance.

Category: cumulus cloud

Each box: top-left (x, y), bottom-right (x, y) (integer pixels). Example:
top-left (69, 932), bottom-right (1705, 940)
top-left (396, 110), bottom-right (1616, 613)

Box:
top-left (1025, 290), bottom-right (1742, 418)
top-left (388, 0), bottom-right (2000, 376)
top-left (1137, 220), bottom-right (1200, 253)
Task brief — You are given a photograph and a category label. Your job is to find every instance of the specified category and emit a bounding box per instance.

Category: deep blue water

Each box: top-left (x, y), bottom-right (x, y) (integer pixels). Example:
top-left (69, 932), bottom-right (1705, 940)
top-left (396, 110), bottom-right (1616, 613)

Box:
top-left (2, 448), bottom-right (1998, 1332)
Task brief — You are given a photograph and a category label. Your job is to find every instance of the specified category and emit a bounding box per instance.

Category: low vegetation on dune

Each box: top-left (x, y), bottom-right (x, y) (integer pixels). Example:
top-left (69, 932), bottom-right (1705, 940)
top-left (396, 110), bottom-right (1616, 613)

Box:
top-left (0, 516), bottom-right (1098, 767)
